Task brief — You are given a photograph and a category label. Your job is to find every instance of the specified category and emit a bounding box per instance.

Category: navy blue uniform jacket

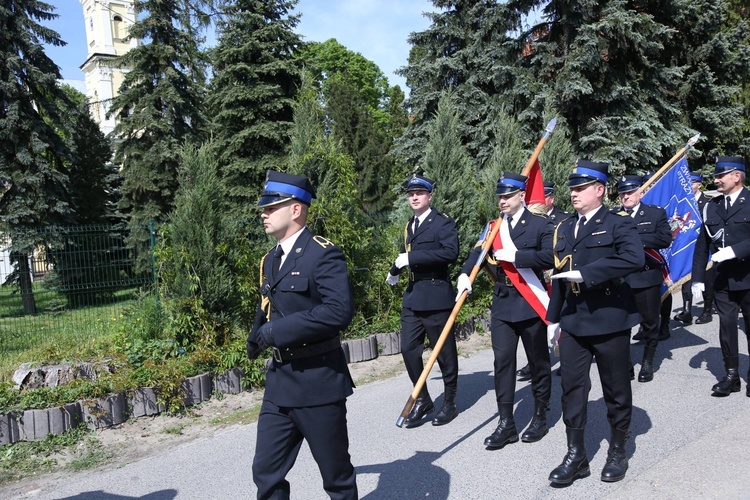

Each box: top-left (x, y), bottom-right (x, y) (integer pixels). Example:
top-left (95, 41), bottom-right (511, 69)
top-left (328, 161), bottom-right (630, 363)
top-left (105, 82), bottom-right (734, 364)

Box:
top-left (692, 187), bottom-right (750, 291)
top-left (547, 205), bottom-right (644, 335)
top-left (250, 228), bottom-right (355, 407)
top-left (390, 211), bottom-right (459, 312)
top-left (461, 212), bottom-right (554, 323)
top-left (611, 204), bottom-right (672, 289)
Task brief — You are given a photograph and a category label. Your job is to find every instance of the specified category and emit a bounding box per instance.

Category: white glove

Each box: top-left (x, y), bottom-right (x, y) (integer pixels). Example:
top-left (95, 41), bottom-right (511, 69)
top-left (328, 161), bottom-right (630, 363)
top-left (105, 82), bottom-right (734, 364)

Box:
top-left (711, 246), bottom-right (735, 263)
top-left (493, 249), bottom-right (516, 263)
top-left (386, 273), bottom-right (399, 286)
top-left (455, 273), bottom-right (472, 301)
top-left (547, 323), bottom-right (561, 347)
top-left (691, 282), bottom-right (704, 302)
top-left (394, 253), bottom-right (409, 269)
top-left (551, 270), bottom-right (584, 283)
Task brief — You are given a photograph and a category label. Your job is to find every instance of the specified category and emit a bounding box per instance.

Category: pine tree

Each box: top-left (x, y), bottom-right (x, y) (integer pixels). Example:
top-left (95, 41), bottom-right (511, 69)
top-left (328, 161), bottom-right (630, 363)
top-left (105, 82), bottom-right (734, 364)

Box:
top-left (108, 0), bottom-right (208, 270)
top-left (0, 0), bottom-right (75, 313)
top-left (395, 0), bottom-right (512, 172)
top-left (207, 0), bottom-right (303, 212)
top-left (666, 0), bottom-right (750, 160)
top-left (424, 91), bottom-right (483, 265)
top-left (60, 85), bottom-right (119, 226)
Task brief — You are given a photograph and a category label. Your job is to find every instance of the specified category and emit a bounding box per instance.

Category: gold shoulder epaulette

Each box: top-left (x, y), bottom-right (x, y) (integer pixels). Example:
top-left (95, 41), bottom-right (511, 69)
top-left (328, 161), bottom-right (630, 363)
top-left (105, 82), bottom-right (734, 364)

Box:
top-left (313, 235), bottom-right (335, 249)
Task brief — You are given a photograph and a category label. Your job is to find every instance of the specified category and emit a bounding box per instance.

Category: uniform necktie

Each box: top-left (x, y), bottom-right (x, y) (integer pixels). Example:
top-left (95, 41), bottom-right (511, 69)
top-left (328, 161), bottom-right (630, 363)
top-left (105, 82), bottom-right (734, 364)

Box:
top-left (507, 216), bottom-right (513, 230)
top-left (726, 196), bottom-right (731, 211)
top-left (413, 217), bottom-right (420, 233)
top-left (575, 216), bottom-right (586, 239)
top-left (625, 208), bottom-right (633, 216)
top-left (272, 245), bottom-right (284, 278)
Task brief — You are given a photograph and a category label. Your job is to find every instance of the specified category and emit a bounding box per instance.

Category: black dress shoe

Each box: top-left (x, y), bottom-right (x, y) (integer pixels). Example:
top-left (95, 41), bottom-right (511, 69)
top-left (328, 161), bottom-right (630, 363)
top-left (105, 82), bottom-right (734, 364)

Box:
top-left (632, 328), bottom-right (645, 341)
top-left (712, 369), bottom-right (741, 396)
top-left (629, 366), bottom-right (635, 381)
top-left (404, 397), bottom-right (434, 427)
top-left (516, 364), bottom-right (531, 382)
top-left (673, 310), bottom-right (693, 324)
top-left (695, 312), bottom-right (713, 324)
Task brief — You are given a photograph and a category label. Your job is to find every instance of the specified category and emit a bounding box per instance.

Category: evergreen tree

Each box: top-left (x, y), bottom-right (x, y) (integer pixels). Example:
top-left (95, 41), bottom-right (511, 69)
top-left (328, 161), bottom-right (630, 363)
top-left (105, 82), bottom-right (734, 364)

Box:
top-left (207, 0), bottom-right (303, 212)
top-left (423, 92), bottom-right (483, 265)
top-left (60, 85), bottom-right (120, 226)
top-left (395, 1), bottom-right (512, 172)
top-left (325, 75), bottom-right (395, 214)
top-left (667, 0), bottom-right (750, 160)
top-left (0, 0), bottom-right (75, 313)
top-left (299, 39), bottom-right (407, 215)
top-left (159, 143), bottom-right (242, 347)
top-left (108, 0), bottom-right (208, 270)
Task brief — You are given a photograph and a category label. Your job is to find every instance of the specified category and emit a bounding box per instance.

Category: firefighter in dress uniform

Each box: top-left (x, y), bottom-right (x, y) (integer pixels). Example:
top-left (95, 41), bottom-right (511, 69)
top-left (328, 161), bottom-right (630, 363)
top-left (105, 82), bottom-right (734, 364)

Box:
top-left (248, 171), bottom-right (357, 500)
top-left (692, 156), bottom-right (750, 397)
top-left (546, 160), bottom-right (644, 485)
top-left (386, 174), bottom-right (461, 427)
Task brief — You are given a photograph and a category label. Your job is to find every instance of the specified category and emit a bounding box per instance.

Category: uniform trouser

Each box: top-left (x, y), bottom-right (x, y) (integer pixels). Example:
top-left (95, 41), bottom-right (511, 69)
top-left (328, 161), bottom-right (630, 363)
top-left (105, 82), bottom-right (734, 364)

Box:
top-left (400, 307), bottom-right (459, 390)
top-left (491, 316), bottom-right (551, 404)
top-left (253, 399), bottom-right (357, 500)
top-left (559, 329), bottom-right (632, 431)
top-left (714, 288), bottom-right (750, 366)
top-left (633, 284), bottom-right (661, 349)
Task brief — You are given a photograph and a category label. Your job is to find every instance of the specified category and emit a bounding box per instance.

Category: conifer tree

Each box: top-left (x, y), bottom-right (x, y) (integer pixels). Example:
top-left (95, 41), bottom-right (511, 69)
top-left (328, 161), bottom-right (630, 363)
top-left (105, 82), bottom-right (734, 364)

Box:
top-left (395, 0), bottom-right (511, 172)
top-left (208, 0), bottom-right (303, 212)
top-left (424, 92), bottom-right (483, 267)
top-left (108, 0), bottom-right (208, 269)
top-left (0, 0), bottom-right (75, 313)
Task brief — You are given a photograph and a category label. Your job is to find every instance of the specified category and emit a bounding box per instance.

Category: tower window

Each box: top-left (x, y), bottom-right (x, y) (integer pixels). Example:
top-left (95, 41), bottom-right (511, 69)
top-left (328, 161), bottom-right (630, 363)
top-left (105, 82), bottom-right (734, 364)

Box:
top-left (113, 15), bottom-right (123, 39)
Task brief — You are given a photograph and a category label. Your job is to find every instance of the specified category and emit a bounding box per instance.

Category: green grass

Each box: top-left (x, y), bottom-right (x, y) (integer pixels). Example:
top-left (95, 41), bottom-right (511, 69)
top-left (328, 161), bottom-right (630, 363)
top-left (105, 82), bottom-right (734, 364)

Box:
top-left (0, 285), bottom-right (151, 382)
top-left (0, 427), bottom-right (93, 485)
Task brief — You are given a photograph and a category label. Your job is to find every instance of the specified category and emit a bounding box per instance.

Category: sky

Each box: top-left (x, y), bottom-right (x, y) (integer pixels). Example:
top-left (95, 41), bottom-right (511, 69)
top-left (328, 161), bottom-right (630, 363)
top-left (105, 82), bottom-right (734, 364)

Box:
top-left (44, 0), bottom-right (436, 95)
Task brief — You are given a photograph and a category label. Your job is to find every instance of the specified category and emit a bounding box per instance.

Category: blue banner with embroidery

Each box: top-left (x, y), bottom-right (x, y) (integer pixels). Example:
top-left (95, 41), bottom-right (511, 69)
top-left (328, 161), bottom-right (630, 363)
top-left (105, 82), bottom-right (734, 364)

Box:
top-left (641, 156), bottom-right (702, 296)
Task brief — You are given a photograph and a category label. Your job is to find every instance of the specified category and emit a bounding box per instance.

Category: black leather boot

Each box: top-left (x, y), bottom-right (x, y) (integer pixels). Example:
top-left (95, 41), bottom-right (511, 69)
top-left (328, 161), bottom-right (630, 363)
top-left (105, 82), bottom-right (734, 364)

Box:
top-left (657, 317), bottom-right (671, 341)
top-left (484, 402), bottom-right (518, 449)
top-left (632, 327), bottom-right (645, 341)
top-left (638, 346), bottom-right (656, 383)
top-left (521, 399), bottom-right (549, 443)
top-left (548, 427), bottom-right (590, 485)
top-left (516, 364), bottom-right (531, 382)
top-left (601, 427), bottom-right (629, 482)
top-left (696, 295), bottom-right (714, 324)
top-left (712, 367), bottom-right (741, 396)
top-left (674, 299), bottom-right (692, 324)
top-left (404, 390), bottom-right (434, 427)
top-left (432, 386), bottom-right (458, 426)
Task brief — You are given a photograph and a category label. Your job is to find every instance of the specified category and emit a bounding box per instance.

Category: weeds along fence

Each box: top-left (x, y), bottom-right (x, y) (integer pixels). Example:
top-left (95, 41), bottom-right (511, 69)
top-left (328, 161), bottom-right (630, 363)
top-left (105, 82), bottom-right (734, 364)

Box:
top-left (0, 225), bottom-right (156, 359)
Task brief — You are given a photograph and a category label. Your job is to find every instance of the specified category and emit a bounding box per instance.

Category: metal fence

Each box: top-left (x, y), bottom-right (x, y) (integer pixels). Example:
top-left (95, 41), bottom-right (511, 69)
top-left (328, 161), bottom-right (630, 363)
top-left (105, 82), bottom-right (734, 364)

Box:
top-left (0, 225), bottom-right (155, 358)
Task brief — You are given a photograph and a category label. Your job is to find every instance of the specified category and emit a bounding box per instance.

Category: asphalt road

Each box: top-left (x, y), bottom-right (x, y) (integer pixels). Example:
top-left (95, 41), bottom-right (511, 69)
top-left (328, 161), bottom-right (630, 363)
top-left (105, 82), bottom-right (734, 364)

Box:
top-left (5, 295), bottom-right (750, 500)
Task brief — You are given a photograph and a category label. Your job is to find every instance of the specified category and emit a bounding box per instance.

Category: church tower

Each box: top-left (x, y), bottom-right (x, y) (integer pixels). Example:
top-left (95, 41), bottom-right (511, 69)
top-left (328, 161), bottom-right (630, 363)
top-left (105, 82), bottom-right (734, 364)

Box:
top-left (79, 0), bottom-right (139, 135)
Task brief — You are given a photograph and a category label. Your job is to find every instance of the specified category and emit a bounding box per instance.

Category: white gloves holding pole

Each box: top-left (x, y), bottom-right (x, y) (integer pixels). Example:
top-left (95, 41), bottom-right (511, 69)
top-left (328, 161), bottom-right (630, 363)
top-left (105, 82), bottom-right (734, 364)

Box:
top-left (455, 273), bottom-right (472, 301)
